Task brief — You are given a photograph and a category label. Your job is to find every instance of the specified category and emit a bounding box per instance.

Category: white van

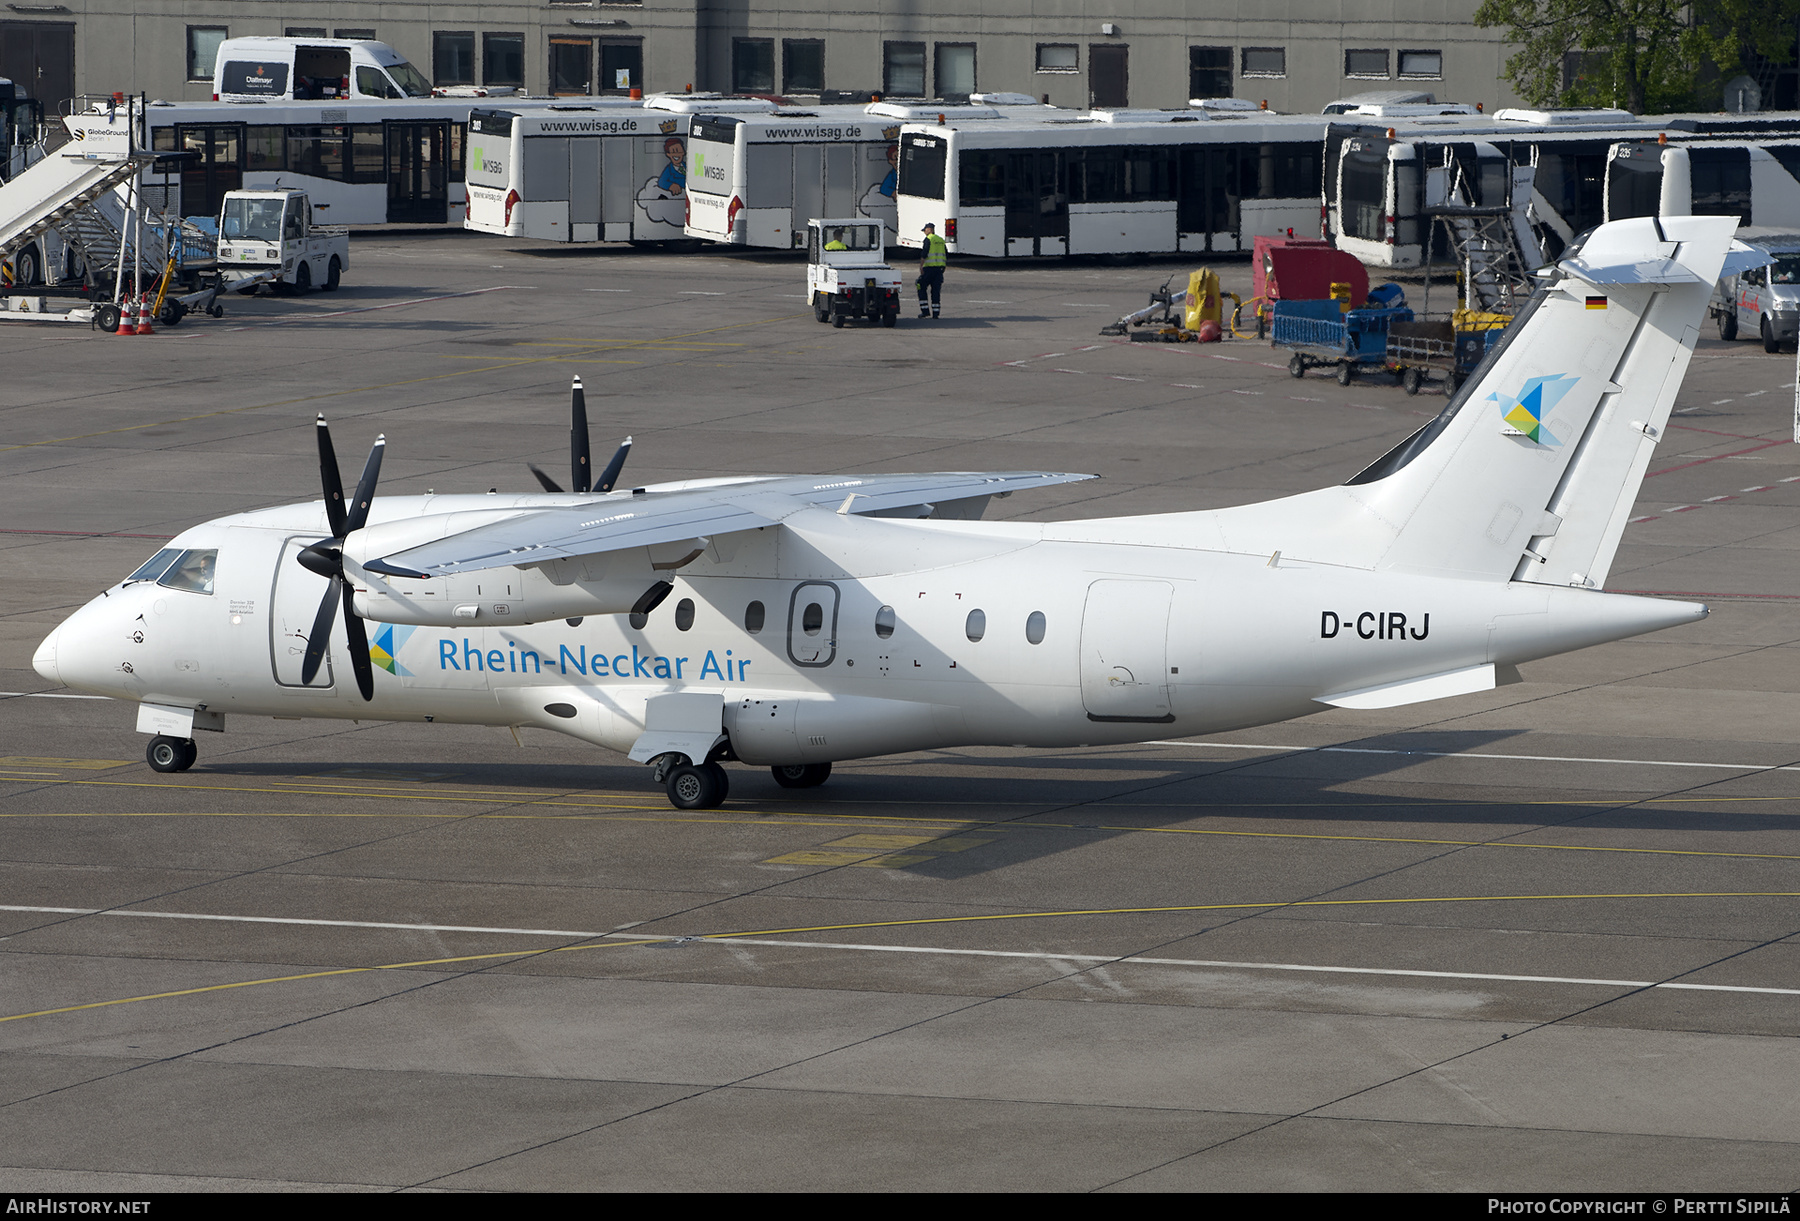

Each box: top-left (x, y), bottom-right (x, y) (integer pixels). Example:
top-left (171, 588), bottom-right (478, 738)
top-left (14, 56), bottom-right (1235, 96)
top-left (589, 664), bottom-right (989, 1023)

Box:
top-left (212, 38), bottom-right (431, 103)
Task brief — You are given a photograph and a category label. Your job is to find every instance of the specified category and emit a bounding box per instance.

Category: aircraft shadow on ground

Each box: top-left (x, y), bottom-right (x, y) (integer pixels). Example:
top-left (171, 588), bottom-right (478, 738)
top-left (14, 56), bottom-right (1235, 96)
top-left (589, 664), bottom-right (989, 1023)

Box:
top-left (197, 725), bottom-right (1780, 882)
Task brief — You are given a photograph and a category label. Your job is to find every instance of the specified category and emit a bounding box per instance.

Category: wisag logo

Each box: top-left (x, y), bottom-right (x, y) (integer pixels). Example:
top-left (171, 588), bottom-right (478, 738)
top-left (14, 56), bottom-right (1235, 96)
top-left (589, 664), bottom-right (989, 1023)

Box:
top-left (1492, 374), bottom-right (1579, 446)
top-left (370, 624), bottom-right (416, 677)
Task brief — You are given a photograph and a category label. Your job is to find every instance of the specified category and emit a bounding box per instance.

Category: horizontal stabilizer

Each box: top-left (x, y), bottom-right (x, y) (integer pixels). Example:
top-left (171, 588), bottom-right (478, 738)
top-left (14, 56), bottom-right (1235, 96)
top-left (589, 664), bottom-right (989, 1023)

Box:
top-left (1317, 662), bottom-right (1522, 710)
top-left (1558, 218), bottom-right (1700, 285)
top-left (375, 471), bottom-right (1094, 576)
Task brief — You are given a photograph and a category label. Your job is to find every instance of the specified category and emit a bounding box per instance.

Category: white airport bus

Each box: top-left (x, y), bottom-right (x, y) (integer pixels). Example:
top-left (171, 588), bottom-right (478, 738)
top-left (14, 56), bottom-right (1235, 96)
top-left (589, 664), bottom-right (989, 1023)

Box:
top-left (140, 95), bottom-right (581, 225)
top-left (1326, 109), bottom-right (1800, 268)
top-left (1605, 139), bottom-right (1800, 229)
top-left (464, 95), bottom-right (774, 243)
top-left (893, 108), bottom-right (1332, 257)
top-left (678, 99), bottom-right (1054, 249)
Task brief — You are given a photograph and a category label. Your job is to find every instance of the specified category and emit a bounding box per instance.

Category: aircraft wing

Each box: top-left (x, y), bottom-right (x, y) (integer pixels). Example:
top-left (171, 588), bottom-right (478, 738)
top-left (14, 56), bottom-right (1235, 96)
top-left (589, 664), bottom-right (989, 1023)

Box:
top-left (368, 471), bottom-right (1095, 577)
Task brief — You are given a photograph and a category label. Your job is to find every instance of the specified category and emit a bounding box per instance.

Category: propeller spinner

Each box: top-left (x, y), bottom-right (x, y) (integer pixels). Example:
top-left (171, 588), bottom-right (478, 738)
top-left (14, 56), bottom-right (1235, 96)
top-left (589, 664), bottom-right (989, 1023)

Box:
top-left (297, 415), bottom-right (383, 701)
top-left (529, 375), bottom-right (632, 495)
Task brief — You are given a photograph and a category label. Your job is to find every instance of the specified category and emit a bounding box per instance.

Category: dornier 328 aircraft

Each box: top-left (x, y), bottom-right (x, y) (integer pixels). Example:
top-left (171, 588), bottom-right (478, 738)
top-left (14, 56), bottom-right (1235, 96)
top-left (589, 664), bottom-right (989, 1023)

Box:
top-left (34, 216), bottom-right (1765, 809)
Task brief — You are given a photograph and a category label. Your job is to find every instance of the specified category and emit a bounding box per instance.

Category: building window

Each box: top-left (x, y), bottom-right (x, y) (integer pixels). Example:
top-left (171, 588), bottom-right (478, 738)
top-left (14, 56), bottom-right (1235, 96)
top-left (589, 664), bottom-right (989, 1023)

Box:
top-left (733, 38), bottom-right (774, 94)
top-left (433, 32), bottom-right (474, 85)
top-left (935, 43), bottom-right (975, 98)
top-left (884, 41), bottom-right (926, 96)
top-left (285, 28), bottom-right (326, 37)
top-left (1398, 50), bottom-right (1443, 79)
top-left (186, 27), bottom-right (228, 81)
top-left (550, 37), bottom-right (592, 95)
top-left (782, 40), bottom-right (824, 94)
top-left (1036, 44), bottom-right (1078, 73)
top-left (334, 29), bottom-right (376, 40)
top-left (1241, 47), bottom-right (1286, 78)
top-left (599, 40), bottom-right (642, 93)
top-left (1345, 49), bottom-right (1389, 79)
top-left (1189, 46), bottom-right (1231, 98)
top-left (484, 34), bottom-right (524, 87)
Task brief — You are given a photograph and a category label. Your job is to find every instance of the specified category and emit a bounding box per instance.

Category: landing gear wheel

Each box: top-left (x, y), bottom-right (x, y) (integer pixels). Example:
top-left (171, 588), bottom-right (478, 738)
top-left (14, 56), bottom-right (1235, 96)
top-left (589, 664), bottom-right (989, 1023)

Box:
top-left (146, 735), bottom-right (196, 773)
top-left (813, 292), bottom-right (829, 323)
top-left (323, 257), bottom-right (341, 292)
top-left (1719, 309), bottom-right (1737, 341)
top-left (1287, 353), bottom-right (1305, 378)
top-left (771, 762), bottom-right (832, 789)
top-left (1763, 316), bottom-right (1781, 353)
top-left (294, 261), bottom-right (312, 293)
top-left (1401, 366), bottom-right (1422, 396)
top-left (1336, 361), bottom-right (1353, 386)
top-left (666, 760), bottom-right (728, 809)
top-left (95, 302), bottom-right (121, 333)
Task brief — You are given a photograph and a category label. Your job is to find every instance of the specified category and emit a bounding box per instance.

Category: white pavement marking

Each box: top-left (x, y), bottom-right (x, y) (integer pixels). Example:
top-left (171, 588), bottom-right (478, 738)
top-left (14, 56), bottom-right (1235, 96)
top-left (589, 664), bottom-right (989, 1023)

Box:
top-left (228, 286), bottom-right (526, 327)
top-left (679, 291), bottom-right (726, 296)
top-left (6, 906), bottom-right (1793, 996)
top-left (584, 288), bottom-right (631, 292)
top-left (1148, 739), bottom-right (1800, 773)
top-left (0, 906), bottom-right (602, 938)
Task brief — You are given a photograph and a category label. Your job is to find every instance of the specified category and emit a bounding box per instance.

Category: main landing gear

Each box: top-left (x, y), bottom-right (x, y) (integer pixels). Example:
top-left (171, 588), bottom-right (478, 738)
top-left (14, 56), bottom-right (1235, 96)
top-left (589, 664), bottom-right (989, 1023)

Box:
top-left (652, 756), bottom-right (836, 807)
top-left (771, 762), bottom-right (831, 789)
top-left (146, 735), bottom-right (197, 773)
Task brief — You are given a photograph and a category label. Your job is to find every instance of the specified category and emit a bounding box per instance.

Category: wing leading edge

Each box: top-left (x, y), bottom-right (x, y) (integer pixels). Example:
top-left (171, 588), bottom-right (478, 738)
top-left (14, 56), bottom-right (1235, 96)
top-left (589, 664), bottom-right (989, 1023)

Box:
top-left (369, 471), bottom-right (1095, 577)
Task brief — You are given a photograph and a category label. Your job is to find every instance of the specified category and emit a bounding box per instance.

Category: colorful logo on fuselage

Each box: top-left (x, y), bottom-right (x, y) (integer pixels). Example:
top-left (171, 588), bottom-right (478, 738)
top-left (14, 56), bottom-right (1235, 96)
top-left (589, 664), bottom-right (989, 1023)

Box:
top-left (1491, 374), bottom-right (1579, 446)
top-left (370, 623), bottom-right (415, 677)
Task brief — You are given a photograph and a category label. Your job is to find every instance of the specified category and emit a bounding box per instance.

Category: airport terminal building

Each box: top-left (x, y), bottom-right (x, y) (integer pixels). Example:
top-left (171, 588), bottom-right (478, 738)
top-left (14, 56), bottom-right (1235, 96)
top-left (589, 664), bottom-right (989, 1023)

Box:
top-left (2, 1), bottom-right (1525, 115)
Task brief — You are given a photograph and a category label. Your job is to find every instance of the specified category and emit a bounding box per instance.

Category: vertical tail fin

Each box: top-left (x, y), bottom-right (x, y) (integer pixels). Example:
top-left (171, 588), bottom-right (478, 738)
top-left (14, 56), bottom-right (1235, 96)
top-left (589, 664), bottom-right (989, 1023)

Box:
top-left (1296, 216), bottom-right (1741, 584)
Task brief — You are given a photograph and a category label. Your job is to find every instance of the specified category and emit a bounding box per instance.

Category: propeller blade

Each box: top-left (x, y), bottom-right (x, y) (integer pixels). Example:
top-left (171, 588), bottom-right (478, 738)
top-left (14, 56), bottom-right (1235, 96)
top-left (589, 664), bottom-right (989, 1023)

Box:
top-left (597, 436), bottom-right (632, 494)
top-left (528, 463), bottom-right (564, 494)
top-left (346, 435), bottom-right (385, 534)
top-left (316, 415), bottom-right (348, 539)
top-left (571, 375), bottom-right (591, 494)
top-left (298, 579), bottom-right (341, 686)
top-left (341, 591), bottom-right (374, 701)
top-left (296, 542), bottom-right (340, 579)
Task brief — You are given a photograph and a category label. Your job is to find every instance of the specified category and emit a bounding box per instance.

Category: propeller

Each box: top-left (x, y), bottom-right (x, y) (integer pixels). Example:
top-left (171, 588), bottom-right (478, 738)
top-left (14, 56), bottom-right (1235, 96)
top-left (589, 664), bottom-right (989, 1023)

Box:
top-left (296, 415), bottom-right (383, 701)
top-left (529, 375), bottom-right (632, 495)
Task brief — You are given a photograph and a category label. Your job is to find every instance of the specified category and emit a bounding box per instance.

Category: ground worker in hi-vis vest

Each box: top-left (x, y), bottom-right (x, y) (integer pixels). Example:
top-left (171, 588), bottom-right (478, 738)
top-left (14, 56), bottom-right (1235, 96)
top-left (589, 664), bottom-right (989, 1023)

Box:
top-left (917, 222), bottom-right (948, 319)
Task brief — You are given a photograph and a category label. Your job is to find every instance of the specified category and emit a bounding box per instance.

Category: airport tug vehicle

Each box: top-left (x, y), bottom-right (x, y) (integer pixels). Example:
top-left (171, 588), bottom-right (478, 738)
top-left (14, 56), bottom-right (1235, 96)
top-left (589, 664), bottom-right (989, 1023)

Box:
top-left (217, 188), bottom-right (348, 294)
top-left (806, 218), bottom-right (901, 328)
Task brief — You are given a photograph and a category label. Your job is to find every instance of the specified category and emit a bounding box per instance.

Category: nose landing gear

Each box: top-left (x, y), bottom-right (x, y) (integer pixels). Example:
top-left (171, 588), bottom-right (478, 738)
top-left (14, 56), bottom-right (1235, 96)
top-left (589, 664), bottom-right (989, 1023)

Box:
top-left (146, 735), bottom-right (197, 773)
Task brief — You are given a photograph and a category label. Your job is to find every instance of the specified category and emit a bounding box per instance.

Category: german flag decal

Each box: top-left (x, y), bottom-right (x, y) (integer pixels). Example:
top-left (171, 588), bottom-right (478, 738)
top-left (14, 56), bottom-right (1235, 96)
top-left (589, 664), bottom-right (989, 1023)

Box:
top-left (1586, 295), bottom-right (1608, 310)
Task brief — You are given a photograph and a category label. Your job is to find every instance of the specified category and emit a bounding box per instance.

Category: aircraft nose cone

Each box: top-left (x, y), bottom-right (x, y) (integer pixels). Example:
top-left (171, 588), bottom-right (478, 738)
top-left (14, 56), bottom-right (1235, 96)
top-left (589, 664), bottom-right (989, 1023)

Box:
top-left (32, 625), bottom-right (60, 684)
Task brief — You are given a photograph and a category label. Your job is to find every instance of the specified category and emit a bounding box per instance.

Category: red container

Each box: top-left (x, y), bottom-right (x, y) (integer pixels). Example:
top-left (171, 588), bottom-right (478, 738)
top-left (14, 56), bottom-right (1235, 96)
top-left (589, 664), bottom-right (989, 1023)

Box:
top-left (1253, 235), bottom-right (1368, 307)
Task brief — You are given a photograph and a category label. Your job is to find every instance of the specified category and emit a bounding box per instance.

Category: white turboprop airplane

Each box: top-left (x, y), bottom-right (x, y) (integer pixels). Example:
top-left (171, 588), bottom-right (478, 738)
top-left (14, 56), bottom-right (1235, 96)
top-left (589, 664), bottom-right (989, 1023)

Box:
top-left (32, 216), bottom-right (1764, 809)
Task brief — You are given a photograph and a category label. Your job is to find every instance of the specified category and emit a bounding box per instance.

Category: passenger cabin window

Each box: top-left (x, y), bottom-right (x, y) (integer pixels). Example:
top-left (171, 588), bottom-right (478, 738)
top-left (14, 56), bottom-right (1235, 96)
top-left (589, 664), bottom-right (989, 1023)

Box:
top-left (965, 609), bottom-right (985, 642)
top-left (675, 598), bottom-right (695, 631)
top-left (802, 601), bottom-right (824, 636)
top-left (874, 605), bottom-right (896, 639)
top-left (745, 600), bottom-right (765, 633)
top-left (1026, 611), bottom-right (1046, 644)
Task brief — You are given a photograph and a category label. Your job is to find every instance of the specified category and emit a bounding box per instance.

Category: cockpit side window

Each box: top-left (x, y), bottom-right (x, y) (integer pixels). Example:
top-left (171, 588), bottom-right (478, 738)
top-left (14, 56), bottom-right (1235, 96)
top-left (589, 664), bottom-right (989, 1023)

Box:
top-left (126, 548), bottom-right (182, 585)
top-left (157, 549), bottom-right (218, 595)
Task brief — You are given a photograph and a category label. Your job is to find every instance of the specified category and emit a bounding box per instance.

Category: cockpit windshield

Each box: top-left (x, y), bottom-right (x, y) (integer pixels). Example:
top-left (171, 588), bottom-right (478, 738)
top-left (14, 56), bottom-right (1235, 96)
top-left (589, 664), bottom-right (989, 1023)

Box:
top-left (220, 197), bottom-right (283, 241)
top-left (125, 547), bottom-right (217, 595)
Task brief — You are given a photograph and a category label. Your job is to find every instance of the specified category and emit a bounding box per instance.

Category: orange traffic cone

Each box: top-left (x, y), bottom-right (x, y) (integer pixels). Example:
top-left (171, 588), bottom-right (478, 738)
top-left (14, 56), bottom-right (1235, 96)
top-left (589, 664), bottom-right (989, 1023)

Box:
top-left (115, 296), bottom-right (136, 335)
top-left (137, 292), bottom-right (155, 336)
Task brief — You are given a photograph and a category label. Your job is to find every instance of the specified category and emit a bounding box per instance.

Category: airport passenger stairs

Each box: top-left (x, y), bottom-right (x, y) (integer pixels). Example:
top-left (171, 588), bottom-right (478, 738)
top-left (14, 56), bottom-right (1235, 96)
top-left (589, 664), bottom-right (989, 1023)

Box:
top-left (1426, 155), bottom-right (1540, 315)
top-left (0, 139), bottom-right (163, 286)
